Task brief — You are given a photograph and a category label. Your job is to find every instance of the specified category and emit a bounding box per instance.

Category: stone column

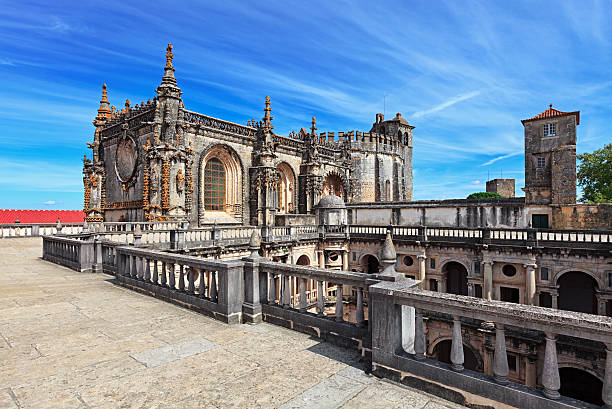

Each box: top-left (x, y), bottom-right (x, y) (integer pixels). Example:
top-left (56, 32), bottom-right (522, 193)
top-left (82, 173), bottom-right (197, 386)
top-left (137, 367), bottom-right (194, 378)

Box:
top-left (318, 251), bottom-right (325, 268)
top-left (493, 323), bottom-right (509, 384)
top-left (342, 250), bottom-right (349, 271)
top-left (525, 263), bottom-right (537, 305)
top-left (525, 357), bottom-right (537, 387)
top-left (603, 343), bottom-right (612, 408)
top-left (542, 332), bottom-right (560, 400)
top-left (417, 254), bottom-right (426, 289)
top-left (551, 289), bottom-right (559, 309)
top-left (483, 261), bottom-right (493, 301)
top-left (451, 315), bottom-right (464, 372)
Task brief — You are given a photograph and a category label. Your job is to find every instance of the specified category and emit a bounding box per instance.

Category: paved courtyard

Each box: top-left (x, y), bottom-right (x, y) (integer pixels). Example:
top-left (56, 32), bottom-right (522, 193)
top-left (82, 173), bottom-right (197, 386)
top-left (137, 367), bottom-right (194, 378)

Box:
top-left (0, 238), bottom-right (465, 409)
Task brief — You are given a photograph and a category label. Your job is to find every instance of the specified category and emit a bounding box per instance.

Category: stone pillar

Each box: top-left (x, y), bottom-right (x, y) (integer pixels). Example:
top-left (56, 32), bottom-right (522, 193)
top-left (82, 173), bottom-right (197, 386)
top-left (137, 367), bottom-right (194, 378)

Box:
top-left (603, 344), bottom-right (612, 408)
top-left (542, 332), bottom-right (560, 400)
top-left (417, 254), bottom-right (426, 289)
top-left (342, 250), bottom-right (349, 271)
top-left (318, 251), bottom-right (325, 268)
top-left (242, 236), bottom-right (262, 323)
top-left (525, 357), bottom-right (537, 387)
top-left (414, 309), bottom-right (426, 360)
top-left (451, 315), bottom-right (464, 372)
top-left (493, 323), bottom-right (509, 384)
top-left (483, 261), bottom-right (493, 301)
top-left (525, 263), bottom-right (537, 305)
top-left (551, 289), bottom-right (559, 309)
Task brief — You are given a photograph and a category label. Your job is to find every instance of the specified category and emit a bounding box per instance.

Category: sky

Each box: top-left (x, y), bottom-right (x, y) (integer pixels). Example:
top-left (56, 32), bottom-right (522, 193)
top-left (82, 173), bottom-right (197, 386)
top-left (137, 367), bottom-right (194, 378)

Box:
top-left (1, 0), bottom-right (611, 209)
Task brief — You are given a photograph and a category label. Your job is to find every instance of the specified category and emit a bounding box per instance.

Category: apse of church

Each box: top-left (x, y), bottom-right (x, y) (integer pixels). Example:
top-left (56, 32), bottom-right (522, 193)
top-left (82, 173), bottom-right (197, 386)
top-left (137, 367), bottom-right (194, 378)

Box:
top-left (83, 45), bottom-right (414, 225)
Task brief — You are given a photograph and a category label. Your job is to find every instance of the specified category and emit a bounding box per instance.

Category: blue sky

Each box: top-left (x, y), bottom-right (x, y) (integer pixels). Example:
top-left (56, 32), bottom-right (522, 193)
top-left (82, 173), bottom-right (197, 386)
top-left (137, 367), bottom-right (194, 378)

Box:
top-left (1, 1), bottom-right (611, 209)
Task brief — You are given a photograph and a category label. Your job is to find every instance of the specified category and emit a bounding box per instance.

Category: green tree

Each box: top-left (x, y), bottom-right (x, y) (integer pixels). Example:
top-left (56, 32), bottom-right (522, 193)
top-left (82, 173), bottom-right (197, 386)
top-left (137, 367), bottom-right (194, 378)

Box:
top-left (577, 143), bottom-right (612, 203)
top-left (467, 192), bottom-right (504, 199)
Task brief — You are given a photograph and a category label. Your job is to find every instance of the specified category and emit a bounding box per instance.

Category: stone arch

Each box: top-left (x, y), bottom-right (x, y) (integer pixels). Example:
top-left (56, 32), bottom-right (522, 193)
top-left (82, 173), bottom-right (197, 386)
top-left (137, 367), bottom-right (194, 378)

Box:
top-left (441, 261), bottom-right (469, 296)
top-left (360, 254), bottom-right (379, 274)
top-left (558, 365), bottom-right (603, 405)
top-left (296, 254), bottom-right (310, 266)
top-left (275, 162), bottom-right (296, 214)
top-left (428, 337), bottom-right (482, 372)
top-left (198, 144), bottom-right (244, 221)
top-left (557, 270), bottom-right (598, 314)
top-left (322, 169), bottom-right (349, 198)
top-left (554, 268), bottom-right (600, 288)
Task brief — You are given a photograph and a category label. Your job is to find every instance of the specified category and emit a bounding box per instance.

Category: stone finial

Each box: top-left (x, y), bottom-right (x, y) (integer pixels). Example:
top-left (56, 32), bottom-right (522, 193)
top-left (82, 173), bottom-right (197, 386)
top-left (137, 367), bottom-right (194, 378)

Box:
top-left (310, 116), bottom-right (317, 136)
top-left (95, 83), bottom-right (112, 120)
top-left (125, 99), bottom-right (130, 109)
top-left (82, 220), bottom-right (89, 232)
top-left (56, 218), bottom-right (62, 232)
top-left (262, 96), bottom-right (273, 131)
top-left (380, 231), bottom-right (400, 277)
top-left (165, 43), bottom-right (174, 69)
top-left (133, 223), bottom-right (142, 236)
top-left (248, 229), bottom-right (261, 258)
top-left (396, 112), bottom-right (401, 118)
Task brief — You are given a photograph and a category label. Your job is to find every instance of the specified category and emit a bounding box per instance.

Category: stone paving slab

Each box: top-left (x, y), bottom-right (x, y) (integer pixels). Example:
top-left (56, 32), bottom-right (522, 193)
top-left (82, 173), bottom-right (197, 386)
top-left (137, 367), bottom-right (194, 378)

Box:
top-left (0, 238), bottom-right (466, 409)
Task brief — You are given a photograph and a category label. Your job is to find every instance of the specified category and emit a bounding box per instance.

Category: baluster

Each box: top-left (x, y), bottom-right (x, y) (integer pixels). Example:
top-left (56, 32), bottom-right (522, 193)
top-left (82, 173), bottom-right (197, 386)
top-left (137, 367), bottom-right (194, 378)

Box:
top-left (198, 269), bottom-right (206, 297)
top-left (299, 278), bottom-right (307, 312)
top-left (144, 258), bottom-right (151, 282)
top-left (168, 263), bottom-right (176, 289)
top-left (493, 323), bottom-right (509, 384)
top-left (317, 280), bottom-right (324, 316)
top-left (603, 343), bottom-right (612, 407)
top-left (356, 287), bottom-right (365, 326)
top-left (160, 262), bottom-right (167, 287)
top-left (282, 275), bottom-right (290, 308)
top-left (414, 309), bottom-right (425, 360)
top-left (126, 254), bottom-right (133, 278)
top-left (542, 332), bottom-right (560, 399)
top-left (269, 273), bottom-right (277, 304)
top-left (178, 264), bottom-right (185, 292)
top-left (137, 256), bottom-right (143, 280)
top-left (152, 260), bottom-right (159, 284)
top-left (335, 284), bottom-right (344, 322)
top-left (450, 315), bottom-right (464, 371)
top-left (187, 266), bottom-right (195, 295)
top-left (210, 271), bottom-right (217, 301)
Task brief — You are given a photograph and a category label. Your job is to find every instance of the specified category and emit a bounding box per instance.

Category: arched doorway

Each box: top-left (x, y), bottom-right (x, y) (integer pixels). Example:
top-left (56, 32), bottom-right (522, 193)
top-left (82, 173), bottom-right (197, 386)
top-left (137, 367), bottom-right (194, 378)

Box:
top-left (361, 255), bottom-right (379, 274)
top-left (559, 367), bottom-right (603, 405)
top-left (444, 262), bottom-right (468, 296)
top-left (296, 255), bottom-right (310, 266)
top-left (276, 163), bottom-right (295, 214)
top-left (558, 271), bottom-right (597, 314)
top-left (432, 340), bottom-right (480, 371)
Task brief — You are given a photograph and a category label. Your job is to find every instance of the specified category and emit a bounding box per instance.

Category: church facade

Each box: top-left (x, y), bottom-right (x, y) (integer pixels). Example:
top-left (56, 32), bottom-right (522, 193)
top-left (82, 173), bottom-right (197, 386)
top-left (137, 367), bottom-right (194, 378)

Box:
top-left (83, 45), bottom-right (414, 225)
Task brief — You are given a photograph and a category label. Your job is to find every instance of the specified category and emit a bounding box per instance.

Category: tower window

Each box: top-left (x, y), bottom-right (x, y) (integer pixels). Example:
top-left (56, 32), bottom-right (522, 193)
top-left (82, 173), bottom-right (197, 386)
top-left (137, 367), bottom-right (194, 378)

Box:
top-left (204, 158), bottom-right (226, 211)
top-left (537, 157), bottom-right (546, 169)
top-left (543, 123), bottom-right (556, 136)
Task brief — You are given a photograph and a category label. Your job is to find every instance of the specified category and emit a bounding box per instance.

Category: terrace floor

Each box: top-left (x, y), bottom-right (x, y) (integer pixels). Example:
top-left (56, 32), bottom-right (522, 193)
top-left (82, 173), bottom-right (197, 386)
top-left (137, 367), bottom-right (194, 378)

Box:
top-left (0, 238), bottom-right (465, 409)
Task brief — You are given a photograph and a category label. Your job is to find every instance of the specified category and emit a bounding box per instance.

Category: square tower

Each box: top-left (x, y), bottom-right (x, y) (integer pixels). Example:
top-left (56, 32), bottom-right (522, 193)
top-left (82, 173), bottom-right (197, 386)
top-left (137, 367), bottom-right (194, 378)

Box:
top-left (521, 105), bottom-right (579, 205)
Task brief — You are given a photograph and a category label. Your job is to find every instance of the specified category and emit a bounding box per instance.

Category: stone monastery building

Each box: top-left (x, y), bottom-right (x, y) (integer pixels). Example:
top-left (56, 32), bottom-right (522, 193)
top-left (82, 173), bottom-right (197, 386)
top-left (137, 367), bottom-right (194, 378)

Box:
top-left (78, 45), bottom-right (612, 406)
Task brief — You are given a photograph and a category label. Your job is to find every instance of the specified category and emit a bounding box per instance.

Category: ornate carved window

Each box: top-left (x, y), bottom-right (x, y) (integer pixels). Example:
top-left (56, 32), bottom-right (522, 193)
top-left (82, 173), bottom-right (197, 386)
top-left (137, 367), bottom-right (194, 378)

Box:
top-left (204, 158), bottom-right (225, 211)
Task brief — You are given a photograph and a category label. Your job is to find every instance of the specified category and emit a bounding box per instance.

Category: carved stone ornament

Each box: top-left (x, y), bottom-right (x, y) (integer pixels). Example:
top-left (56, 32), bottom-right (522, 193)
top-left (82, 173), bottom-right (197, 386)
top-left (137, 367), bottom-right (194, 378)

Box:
top-left (114, 130), bottom-right (139, 184)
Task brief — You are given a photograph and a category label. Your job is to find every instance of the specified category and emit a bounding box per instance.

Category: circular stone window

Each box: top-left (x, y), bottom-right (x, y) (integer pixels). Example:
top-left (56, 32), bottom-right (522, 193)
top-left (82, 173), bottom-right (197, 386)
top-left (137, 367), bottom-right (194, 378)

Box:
top-left (502, 264), bottom-right (517, 277)
top-left (403, 256), bottom-right (414, 266)
top-left (329, 252), bottom-right (339, 261)
top-left (115, 135), bottom-right (138, 183)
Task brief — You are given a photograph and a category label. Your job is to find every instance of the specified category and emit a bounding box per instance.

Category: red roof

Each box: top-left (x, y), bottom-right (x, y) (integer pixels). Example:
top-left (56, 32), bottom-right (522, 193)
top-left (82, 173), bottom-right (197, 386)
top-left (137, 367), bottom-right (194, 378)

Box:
top-left (522, 105), bottom-right (580, 125)
top-left (0, 210), bottom-right (85, 224)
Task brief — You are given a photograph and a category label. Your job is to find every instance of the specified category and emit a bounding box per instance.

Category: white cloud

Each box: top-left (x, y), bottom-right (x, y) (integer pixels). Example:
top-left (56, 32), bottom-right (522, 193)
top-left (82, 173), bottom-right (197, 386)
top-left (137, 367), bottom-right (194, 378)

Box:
top-left (480, 151), bottom-right (523, 166)
top-left (43, 200), bottom-right (57, 205)
top-left (412, 91), bottom-right (480, 119)
top-left (470, 180), bottom-right (480, 185)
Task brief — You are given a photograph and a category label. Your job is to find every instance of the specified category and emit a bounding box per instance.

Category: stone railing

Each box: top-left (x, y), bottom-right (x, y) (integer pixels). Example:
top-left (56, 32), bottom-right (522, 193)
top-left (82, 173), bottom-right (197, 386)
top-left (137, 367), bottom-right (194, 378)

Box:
top-left (114, 246), bottom-right (245, 323)
top-left (42, 235), bottom-right (97, 273)
top-left (369, 280), bottom-right (612, 409)
top-left (183, 110), bottom-right (255, 138)
top-left (1, 223), bottom-right (84, 238)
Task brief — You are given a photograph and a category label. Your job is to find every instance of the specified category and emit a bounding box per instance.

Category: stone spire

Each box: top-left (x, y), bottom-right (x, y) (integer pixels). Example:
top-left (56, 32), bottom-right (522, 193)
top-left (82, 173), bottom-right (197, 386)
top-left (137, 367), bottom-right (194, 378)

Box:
top-left (156, 44), bottom-right (181, 97)
top-left (94, 84), bottom-right (112, 123)
top-left (380, 231), bottom-right (400, 278)
top-left (263, 96), bottom-right (274, 132)
top-left (310, 116), bottom-right (317, 136)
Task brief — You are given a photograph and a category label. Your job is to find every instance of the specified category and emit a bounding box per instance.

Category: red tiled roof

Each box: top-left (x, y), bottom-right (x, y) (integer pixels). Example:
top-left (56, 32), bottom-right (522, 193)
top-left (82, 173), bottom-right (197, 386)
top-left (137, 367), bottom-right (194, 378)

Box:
top-left (521, 105), bottom-right (580, 125)
top-left (0, 210), bottom-right (84, 224)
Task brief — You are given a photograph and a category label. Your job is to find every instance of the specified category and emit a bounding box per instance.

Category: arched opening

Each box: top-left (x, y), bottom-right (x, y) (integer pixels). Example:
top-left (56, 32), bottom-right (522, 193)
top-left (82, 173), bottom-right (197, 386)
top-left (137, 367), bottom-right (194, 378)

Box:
top-left (559, 367), bottom-right (603, 405)
top-left (203, 158), bottom-right (225, 211)
top-left (432, 340), bottom-right (480, 371)
top-left (200, 145), bottom-right (243, 220)
top-left (276, 163), bottom-right (295, 214)
top-left (361, 255), bottom-right (379, 274)
top-left (296, 255), bottom-right (310, 266)
top-left (322, 173), bottom-right (345, 198)
top-left (444, 262), bottom-right (468, 296)
top-left (558, 271), bottom-right (597, 314)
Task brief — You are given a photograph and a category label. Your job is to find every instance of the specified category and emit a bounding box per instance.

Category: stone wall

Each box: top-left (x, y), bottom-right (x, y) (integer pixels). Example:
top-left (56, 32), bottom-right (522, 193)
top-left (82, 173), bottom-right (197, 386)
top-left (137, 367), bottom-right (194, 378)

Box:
top-left (552, 204), bottom-right (612, 230)
top-left (486, 179), bottom-right (515, 198)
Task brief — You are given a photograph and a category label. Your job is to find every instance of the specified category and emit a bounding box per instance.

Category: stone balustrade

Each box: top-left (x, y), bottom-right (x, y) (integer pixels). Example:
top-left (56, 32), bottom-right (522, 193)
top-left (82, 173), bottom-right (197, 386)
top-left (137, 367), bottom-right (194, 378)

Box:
top-left (369, 279), bottom-right (612, 409)
top-left (42, 235), bottom-right (97, 272)
top-left (0, 223), bottom-right (83, 238)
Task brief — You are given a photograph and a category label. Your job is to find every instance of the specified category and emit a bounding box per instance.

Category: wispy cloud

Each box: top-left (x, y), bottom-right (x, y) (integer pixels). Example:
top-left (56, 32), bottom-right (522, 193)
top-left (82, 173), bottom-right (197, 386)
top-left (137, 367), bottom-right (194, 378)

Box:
top-left (412, 91), bottom-right (480, 119)
top-left (480, 151), bottom-right (523, 167)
